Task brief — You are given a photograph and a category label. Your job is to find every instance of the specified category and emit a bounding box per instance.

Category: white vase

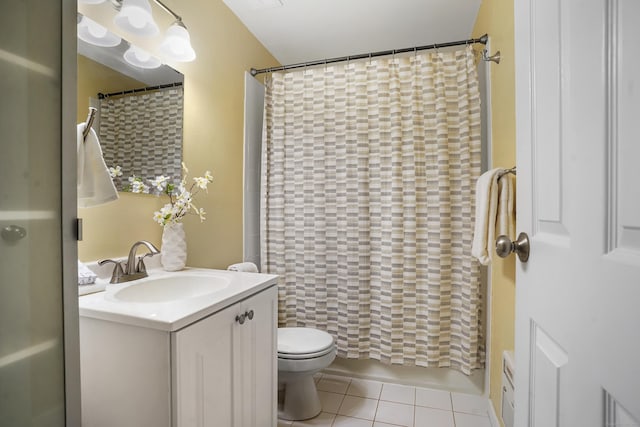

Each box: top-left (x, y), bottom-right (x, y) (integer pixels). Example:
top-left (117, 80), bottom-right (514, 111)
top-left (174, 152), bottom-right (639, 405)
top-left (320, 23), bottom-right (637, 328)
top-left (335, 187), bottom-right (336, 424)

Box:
top-left (161, 223), bottom-right (187, 271)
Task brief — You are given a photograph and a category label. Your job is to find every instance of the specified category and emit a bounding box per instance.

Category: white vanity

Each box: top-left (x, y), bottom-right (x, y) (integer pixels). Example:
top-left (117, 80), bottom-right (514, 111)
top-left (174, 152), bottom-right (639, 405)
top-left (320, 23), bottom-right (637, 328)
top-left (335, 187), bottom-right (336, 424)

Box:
top-left (78, 268), bottom-right (278, 427)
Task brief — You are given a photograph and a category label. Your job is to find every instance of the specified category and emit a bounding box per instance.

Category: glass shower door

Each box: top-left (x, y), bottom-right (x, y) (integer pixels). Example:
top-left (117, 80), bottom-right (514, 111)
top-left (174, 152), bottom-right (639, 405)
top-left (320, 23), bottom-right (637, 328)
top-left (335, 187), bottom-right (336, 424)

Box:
top-left (0, 1), bottom-right (76, 425)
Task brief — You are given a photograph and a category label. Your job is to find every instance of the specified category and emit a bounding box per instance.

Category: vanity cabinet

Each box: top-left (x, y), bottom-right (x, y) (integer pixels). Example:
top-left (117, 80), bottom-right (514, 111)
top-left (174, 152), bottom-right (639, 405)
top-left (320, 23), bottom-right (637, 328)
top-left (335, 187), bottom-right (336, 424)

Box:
top-left (173, 285), bottom-right (278, 427)
top-left (80, 284), bottom-right (277, 427)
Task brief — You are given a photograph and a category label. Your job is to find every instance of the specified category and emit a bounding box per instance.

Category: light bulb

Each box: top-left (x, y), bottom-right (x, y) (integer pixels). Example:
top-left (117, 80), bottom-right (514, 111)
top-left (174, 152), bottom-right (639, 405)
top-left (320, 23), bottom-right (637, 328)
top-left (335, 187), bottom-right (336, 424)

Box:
top-left (159, 23), bottom-right (196, 62)
top-left (114, 0), bottom-right (159, 36)
top-left (87, 20), bottom-right (108, 38)
top-left (78, 16), bottom-right (121, 47)
top-left (123, 45), bottom-right (161, 69)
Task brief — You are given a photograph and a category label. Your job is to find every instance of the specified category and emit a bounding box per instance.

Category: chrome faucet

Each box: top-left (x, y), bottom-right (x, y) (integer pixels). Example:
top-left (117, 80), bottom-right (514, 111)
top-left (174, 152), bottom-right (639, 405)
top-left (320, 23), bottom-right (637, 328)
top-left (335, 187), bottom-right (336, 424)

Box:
top-left (99, 240), bottom-right (161, 284)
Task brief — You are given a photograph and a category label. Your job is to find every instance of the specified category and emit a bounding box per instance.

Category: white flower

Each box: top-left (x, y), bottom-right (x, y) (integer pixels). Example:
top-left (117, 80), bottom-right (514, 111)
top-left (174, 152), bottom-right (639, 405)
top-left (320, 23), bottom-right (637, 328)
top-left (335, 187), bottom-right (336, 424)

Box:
top-left (150, 175), bottom-right (170, 192)
top-left (147, 164), bottom-right (213, 226)
top-left (176, 189), bottom-right (191, 203)
top-left (109, 165), bottom-right (123, 178)
top-left (152, 210), bottom-right (165, 225)
top-left (197, 207), bottom-right (206, 222)
top-left (130, 179), bottom-right (149, 194)
top-left (193, 176), bottom-right (209, 190)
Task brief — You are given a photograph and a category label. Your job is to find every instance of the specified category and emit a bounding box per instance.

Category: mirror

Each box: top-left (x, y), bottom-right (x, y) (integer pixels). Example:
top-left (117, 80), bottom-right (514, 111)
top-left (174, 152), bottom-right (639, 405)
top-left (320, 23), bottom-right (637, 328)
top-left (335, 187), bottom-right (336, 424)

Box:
top-left (77, 14), bottom-right (185, 192)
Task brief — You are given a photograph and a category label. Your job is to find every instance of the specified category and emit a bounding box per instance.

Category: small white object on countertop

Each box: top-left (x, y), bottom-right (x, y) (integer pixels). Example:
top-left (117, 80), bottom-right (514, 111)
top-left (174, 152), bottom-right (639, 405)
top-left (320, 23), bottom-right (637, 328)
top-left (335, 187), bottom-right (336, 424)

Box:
top-left (78, 260), bottom-right (98, 285)
top-left (227, 262), bottom-right (259, 273)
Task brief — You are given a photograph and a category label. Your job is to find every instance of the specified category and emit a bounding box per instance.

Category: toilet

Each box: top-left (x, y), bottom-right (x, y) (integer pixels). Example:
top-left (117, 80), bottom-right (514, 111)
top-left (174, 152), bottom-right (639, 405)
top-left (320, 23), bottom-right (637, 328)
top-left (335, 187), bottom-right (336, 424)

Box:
top-left (277, 327), bottom-right (337, 421)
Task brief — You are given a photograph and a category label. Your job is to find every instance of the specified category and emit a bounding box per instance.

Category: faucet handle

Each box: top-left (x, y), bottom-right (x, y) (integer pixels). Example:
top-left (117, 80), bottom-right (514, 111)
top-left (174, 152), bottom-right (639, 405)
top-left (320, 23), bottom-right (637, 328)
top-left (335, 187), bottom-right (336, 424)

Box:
top-left (98, 259), bottom-right (125, 284)
top-left (136, 251), bottom-right (160, 274)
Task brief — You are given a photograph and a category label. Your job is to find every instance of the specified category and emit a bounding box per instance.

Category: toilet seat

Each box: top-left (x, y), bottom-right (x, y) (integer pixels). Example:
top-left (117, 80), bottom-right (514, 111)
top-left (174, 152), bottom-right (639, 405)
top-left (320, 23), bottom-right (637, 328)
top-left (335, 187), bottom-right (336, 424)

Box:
top-left (278, 346), bottom-right (334, 360)
top-left (277, 327), bottom-right (334, 360)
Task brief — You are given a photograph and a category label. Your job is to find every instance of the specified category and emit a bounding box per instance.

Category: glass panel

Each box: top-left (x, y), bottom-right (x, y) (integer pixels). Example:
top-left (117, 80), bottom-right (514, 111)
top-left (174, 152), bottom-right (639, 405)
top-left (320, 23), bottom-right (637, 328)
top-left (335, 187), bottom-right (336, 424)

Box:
top-left (0, 1), bottom-right (66, 425)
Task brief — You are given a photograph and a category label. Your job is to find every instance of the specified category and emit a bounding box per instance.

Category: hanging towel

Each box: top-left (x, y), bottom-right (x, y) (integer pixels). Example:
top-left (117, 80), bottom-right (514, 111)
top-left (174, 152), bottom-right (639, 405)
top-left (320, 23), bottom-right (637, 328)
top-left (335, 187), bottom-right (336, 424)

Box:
top-left (471, 168), bottom-right (515, 265)
top-left (77, 123), bottom-right (118, 208)
top-left (227, 262), bottom-right (259, 273)
top-left (497, 173), bottom-right (516, 241)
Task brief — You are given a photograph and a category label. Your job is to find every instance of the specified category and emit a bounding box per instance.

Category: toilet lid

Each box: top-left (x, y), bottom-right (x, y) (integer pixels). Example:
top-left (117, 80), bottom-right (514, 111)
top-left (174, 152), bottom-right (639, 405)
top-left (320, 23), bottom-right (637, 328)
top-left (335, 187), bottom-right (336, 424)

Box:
top-left (277, 327), bottom-right (334, 356)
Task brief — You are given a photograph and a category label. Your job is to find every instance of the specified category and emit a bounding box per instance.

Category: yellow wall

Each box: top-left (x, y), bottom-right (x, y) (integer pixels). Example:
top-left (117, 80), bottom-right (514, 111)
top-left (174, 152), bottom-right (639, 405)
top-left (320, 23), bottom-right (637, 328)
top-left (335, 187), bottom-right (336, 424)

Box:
top-left (77, 55), bottom-right (144, 123)
top-left (77, 1), bottom-right (279, 266)
top-left (473, 0), bottom-right (516, 423)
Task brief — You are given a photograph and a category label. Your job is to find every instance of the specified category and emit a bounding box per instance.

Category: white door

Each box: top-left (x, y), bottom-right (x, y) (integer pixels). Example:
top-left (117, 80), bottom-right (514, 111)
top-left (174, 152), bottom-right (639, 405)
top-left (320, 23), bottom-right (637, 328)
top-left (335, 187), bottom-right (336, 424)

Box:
top-left (514, 0), bottom-right (640, 426)
top-left (0, 0), bottom-right (79, 425)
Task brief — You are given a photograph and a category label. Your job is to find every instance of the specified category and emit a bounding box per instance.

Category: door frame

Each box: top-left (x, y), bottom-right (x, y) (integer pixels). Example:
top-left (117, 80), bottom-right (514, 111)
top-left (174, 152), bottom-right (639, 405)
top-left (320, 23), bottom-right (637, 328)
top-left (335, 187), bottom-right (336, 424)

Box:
top-left (62, 0), bottom-right (81, 423)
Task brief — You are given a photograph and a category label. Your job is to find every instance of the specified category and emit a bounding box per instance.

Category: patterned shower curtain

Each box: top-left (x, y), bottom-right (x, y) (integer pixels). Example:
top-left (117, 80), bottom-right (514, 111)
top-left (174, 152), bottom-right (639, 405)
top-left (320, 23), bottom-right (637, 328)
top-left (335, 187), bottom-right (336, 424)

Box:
top-left (99, 86), bottom-right (183, 189)
top-left (261, 46), bottom-right (483, 374)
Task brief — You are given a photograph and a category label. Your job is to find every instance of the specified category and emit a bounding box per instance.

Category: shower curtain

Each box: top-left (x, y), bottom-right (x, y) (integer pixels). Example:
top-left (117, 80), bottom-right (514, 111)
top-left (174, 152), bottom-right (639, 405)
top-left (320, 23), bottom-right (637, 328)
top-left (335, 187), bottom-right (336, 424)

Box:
top-left (261, 46), bottom-right (483, 374)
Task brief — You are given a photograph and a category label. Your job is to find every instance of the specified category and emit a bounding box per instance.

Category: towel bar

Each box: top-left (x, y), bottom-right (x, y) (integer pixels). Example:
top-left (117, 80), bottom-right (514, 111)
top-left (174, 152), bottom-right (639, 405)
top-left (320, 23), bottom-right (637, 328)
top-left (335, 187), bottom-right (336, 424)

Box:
top-left (82, 107), bottom-right (97, 142)
top-left (498, 166), bottom-right (516, 178)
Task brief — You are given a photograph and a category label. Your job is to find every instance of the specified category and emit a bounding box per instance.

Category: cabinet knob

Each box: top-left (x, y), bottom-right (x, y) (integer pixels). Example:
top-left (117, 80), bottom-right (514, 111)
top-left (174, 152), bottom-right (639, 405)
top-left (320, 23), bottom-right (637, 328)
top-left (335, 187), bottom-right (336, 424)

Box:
top-left (235, 314), bottom-right (246, 325)
top-left (245, 310), bottom-right (254, 320)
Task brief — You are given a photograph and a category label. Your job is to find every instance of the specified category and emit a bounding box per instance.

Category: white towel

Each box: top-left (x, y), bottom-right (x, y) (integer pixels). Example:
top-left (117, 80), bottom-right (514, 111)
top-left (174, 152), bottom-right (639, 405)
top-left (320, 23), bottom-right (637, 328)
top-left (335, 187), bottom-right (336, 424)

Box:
top-left (78, 260), bottom-right (98, 285)
top-left (227, 262), bottom-right (259, 273)
top-left (471, 168), bottom-right (515, 265)
top-left (498, 173), bottom-right (516, 241)
top-left (77, 123), bottom-right (118, 208)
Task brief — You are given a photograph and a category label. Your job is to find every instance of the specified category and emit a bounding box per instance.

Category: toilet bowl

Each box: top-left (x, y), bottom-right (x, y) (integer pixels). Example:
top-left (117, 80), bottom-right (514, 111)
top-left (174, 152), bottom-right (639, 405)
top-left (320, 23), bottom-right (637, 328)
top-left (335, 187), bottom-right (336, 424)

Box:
top-left (277, 327), bottom-right (336, 421)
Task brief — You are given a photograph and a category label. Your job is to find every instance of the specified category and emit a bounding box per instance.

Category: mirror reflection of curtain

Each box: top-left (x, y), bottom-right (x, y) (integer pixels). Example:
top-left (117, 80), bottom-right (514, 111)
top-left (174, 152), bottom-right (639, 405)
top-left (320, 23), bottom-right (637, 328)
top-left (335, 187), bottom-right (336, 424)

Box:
top-left (99, 86), bottom-right (183, 188)
top-left (262, 46), bottom-right (483, 375)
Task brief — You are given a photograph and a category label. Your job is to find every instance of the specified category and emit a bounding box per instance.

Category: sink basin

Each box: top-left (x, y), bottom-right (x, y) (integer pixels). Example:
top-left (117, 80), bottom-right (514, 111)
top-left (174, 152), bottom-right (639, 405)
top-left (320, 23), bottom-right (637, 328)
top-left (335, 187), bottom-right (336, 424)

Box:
top-left (111, 275), bottom-right (230, 303)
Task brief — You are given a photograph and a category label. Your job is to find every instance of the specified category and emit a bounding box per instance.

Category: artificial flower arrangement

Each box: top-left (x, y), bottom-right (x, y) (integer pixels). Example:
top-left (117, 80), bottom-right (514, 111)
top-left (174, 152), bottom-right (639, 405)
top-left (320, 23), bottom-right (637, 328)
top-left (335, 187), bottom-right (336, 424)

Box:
top-left (109, 163), bottom-right (213, 226)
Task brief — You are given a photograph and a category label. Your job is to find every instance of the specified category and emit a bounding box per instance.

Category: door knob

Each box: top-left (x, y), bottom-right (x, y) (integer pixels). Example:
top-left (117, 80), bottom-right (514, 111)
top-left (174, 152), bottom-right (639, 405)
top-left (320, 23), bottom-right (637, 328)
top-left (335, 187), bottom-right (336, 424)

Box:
top-left (496, 232), bottom-right (530, 262)
top-left (236, 314), bottom-right (246, 325)
top-left (1, 225), bottom-right (27, 243)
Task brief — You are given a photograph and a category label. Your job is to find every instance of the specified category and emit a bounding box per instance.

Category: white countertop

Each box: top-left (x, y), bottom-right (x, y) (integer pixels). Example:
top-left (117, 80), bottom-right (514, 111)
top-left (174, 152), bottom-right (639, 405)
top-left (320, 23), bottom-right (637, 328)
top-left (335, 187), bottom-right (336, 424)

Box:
top-left (78, 267), bottom-right (278, 332)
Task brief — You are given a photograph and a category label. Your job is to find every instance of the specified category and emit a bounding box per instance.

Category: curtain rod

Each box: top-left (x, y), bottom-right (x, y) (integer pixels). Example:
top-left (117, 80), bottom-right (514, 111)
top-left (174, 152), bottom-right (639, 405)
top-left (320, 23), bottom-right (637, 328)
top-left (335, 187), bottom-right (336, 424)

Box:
top-left (251, 34), bottom-right (489, 76)
top-left (98, 82), bottom-right (183, 99)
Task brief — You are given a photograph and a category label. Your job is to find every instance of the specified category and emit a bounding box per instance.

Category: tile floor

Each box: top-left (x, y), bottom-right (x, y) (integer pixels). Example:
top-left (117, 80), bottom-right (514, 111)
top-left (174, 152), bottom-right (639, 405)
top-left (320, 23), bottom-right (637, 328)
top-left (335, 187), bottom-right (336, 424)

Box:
top-left (278, 373), bottom-right (492, 427)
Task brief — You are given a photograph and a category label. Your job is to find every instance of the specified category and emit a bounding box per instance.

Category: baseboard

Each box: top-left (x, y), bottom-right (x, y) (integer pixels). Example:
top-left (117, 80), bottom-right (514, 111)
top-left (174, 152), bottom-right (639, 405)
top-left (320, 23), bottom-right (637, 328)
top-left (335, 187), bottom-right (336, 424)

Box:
top-left (488, 399), bottom-right (502, 427)
top-left (324, 357), bottom-right (484, 395)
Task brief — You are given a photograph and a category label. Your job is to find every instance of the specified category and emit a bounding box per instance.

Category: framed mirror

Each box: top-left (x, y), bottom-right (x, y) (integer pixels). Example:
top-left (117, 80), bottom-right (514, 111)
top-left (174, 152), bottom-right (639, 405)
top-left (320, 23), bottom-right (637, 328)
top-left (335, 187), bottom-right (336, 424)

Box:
top-left (77, 14), bottom-right (185, 192)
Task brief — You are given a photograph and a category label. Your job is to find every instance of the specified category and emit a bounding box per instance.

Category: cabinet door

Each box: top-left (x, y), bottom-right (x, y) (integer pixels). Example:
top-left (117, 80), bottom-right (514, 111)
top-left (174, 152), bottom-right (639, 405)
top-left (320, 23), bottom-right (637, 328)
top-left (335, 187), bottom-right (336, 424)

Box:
top-left (173, 285), bottom-right (277, 427)
top-left (233, 286), bottom-right (278, 427)
top-left (173, 302), bottom-right (235, 427)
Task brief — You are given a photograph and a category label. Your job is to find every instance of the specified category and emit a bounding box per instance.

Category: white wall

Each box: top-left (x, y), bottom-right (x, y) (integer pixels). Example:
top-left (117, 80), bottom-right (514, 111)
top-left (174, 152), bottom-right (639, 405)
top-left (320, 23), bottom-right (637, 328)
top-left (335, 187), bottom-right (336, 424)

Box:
top-left (243, 72), bottom-right (265, 269)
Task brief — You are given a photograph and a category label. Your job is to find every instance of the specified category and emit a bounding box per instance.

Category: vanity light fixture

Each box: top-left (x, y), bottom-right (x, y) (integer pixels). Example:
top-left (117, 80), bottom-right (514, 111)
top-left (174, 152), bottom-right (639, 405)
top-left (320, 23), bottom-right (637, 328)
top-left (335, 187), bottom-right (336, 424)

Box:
top-left (154, 0), bottom-right (196, 62)
top-left (110, 0), bottom-right (196, 62)
top-left (77, 15), bottom-right (122, 47)
top-left (79, 0), bottom-right (196, 61)
top-left (123, 45), bottom-right (162, 69)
